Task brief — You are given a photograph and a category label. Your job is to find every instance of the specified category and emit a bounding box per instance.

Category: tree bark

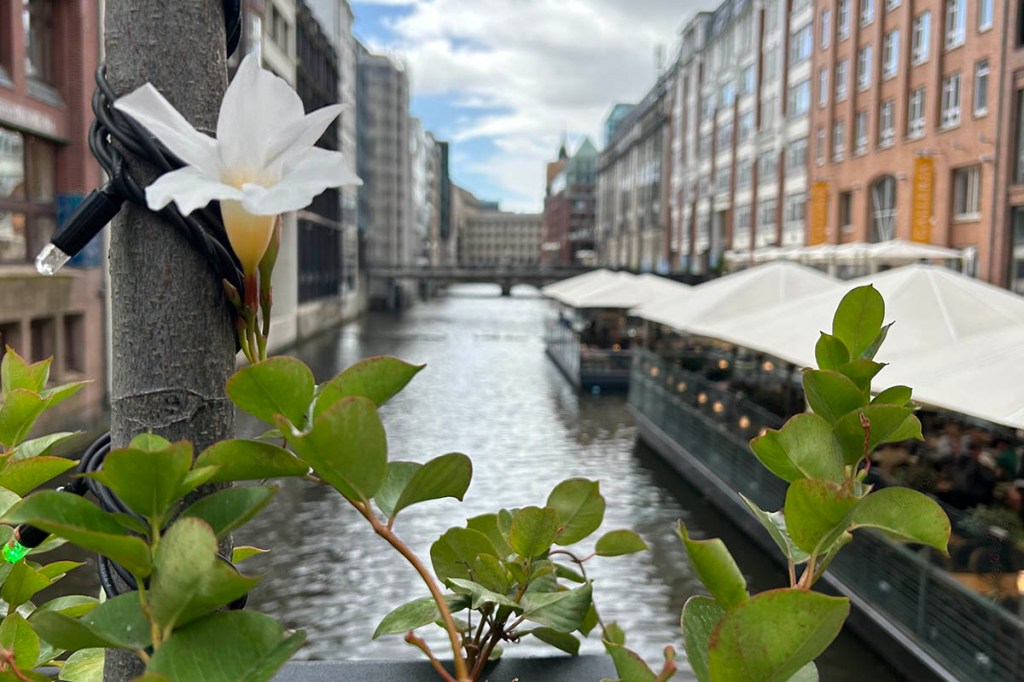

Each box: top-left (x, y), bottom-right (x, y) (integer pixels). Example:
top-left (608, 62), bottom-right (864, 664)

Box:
top-left (104, 2), bottom-right (232, 679)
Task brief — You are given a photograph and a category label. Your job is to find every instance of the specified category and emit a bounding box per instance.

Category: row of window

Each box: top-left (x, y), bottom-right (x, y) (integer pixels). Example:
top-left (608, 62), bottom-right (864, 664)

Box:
top-left (821, 0), bottom-right (991, 51)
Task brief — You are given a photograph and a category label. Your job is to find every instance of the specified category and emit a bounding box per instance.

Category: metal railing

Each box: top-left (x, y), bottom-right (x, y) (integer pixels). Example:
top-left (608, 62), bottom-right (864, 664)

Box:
top-left (629, 349), bottom-right (1024, 682)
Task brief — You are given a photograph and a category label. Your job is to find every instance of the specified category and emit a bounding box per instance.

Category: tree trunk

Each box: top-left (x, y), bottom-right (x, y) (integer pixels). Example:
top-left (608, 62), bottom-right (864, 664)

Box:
top-left (104, 2), bottom-right (232, 679)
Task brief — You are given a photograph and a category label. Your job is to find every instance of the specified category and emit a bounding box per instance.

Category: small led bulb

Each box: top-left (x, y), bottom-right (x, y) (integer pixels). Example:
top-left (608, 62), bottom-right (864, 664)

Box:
top-left (35, 243), bottom-right (71, 276)
top-left (2, 539), bottom-right (29, 564)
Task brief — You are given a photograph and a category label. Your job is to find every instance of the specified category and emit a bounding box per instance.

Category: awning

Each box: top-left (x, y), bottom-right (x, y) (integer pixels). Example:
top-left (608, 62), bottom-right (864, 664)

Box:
top-left (553, 272), bottom-right (691, 309)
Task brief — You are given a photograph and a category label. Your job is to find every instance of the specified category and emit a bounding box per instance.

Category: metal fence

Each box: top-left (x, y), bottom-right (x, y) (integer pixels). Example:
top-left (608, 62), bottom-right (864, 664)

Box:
top-left (629, 349), bottom-right (1024, 682)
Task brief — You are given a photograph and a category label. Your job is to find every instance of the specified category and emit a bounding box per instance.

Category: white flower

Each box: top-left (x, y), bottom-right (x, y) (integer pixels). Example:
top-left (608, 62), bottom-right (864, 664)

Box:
top-left (114, 55), bottom-right (361, 274)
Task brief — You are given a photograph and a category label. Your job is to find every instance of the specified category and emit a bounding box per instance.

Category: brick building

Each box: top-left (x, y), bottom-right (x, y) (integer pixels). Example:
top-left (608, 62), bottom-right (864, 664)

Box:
top-left (543, 138), bottom-right (598, 267)
top-left (0, 0), bottom-right (104, 428)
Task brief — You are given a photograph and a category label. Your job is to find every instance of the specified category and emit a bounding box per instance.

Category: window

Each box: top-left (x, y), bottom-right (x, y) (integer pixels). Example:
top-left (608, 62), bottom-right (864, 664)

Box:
top-left (1016, 91), bottom-right (1024, 184)
top-left (786, 137), bottom-right (808, 174)
top-left (738, 111), bottom-right (755, 142)
top-left (23, 0), bottom-right (54, 84)
top-left (715, 167), bottom-right (730, 194)
top-left (839, 191), bottom-right (853, 229)
top-left (883, 31), bottom-right (899, 79)
top-left (821, 9), bottom-right (831, 48)
top-left (879, 100), bottom-right (894, 146)
top-left (833, 120), bottom-right (846, 160)
top-left (737, 159), bottom-right (753, 188)
top-left (908, 87), bottom-right (926, 137)
top-left (762, 49), bottom-right (778, 84)
top-left (719, 81), bottom-right (736, 108)
top-left (734, 205), bottom-right (752, 247)
top-left (945, 0), bottom-right (965, 49)
top-left (953, 166), bottom-right (981, 218)
top-left (974, 60), bottom-right (989, 116)
top-left (854, 111), bottom-right (868, 152)
top-left (761, 94), bottom-right (779, 130)
top-left (818, 67), bottom-right (829, 107)
top-left (0, 126), bottom-right (56, 264)
top-left (816, 127), bottom-right (826, 165)
top-left (861, 0), bottom-right (875, 25)
top-left (740, 65), bottom-right (756, 95)
top-left (758, 198), bottom-right (777, 232)
top-left (871, 176), bottom-right (897, 241)
top-left (789, 79), bottom-right (811, 117)
top-left (886, 0), bottom-right (900, 9)
top-left (784, 193), bottom-right (806, 226)
top-left (941, 72), bottom-right (962, 128)
top-left (912, 13), bottom-right (931, 64)
top-left (857, 46), bottom-right (872, 90)
top-left (978, 0), bottom-right (993, 31)
top-left (699, 134), bottom-right (712, 159)
top-left (837, 0), bottom-right (850, 40)
top-left (717, 122), bottom-right (734, 152)
top-left (791, 25), bottom-right (813, 65)
top-left (758, 152), bottom-right (777, 180)
top-left (835, 59), bottom-right (849, 100)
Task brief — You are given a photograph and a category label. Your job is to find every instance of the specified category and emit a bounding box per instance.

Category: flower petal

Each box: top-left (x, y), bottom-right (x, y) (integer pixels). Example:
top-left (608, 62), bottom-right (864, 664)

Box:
top-left (217, 55), bottom-right (305, 175)
top-left (145, 166), bottom-right (243, 215)
top-left (240, 148), bottom-right (362, 216)
top-left (263, 104), bottom-right (344, 172)
top-left (114, 83), bottom-right (219, 177)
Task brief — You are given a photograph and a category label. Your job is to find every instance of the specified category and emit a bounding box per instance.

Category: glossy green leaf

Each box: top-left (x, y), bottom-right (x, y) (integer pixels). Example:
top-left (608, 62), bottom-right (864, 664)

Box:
top-left (872, 385), bottom-right (913, 406)
top-left (784, 479), bottom-right (859, 555)
top-left (58, 648), bottom-right (104, 682)
top-left (531, 627), bottom-right (580, 655)
top-left (521, 583), bottom-right (592, 632)
top-left (29, 593), bottom-right (150, 651)
top-left (176, 467), bottom-right (220, 498)
top-left (787, 663), bottom-right (819, 682)
top-left (860, 322), bottom-right (893, 362)
top-left (750, 413), bottom-right (845, 483)
top-left (430, 527), bottom-right (499, 583)
top-left (802, 370), bottom-right (865, 424)
top-left (603, 640), bottom-right (657, 682)
top-left (467, 513), bottom-right (514, 558)
top-left (372, 594), bottom-right (470, 639)
top-left (834, 405), bottom-right (917, 465)
top-left (678, 523), bottom-right (748, 610)
top-left (315, 356), bottom-right (424, 418)
top-left (40, 382), bottom-right (87, 411)
top-left (373, 461), bottom-right (418, 518)
top-left (708, 589), bottom-right (849, 682)
top-left (128, 434), bottom-right (171, 451)
top-left (10, 432), bottom-right (78, 460)
top-left (832, 285), bottom-right (885, 360)
top-left (195, 440), bottom-right (308, 484)
top-left (0, 389), bottom-right (46, 447)
top-left (392, 453), bottom-right (472, 517)
top-left (0, 456), bottom-right (77, 496)
top-left (1, 348), bottom-right (48, 397)
top-left (850, 487), bottom-right (949, 553)
top-left (0, 486), bottom-right (21, 517)
top-left (146, 611), bottom-right (305, 682)
top-left (509, 506), bottom-right (560, 559)
top-left (553, 562), bottom-right (585, 584)
top-left (286, 396), bottom-right (387, 503)
top-left (87, 442), bottom-right (192, 519)
top-left (2, 492), bottom-right (151, 577)
top-left (34, 595), bottom-right (98, 619)
top-left (232, 546), bottom-right (269, 563)
top-left (526, 559), bottom-right (558, 593)
top-left (473, 553), bottom-right (510, 594)
top-left (0, 613), bottom-right (39, 670)
top-left (739, 495), bottom-right (809, 565)
top-left (226, 357), bottom-right (314, 427)
top-left (148, 517), bottom-right (218, 636)
top-left (838, 359), bottom-right (885, 393)
top-left (173, 559), bottom-right (261, 629)
top-left (682, 595), bottom-right (726, 682)
top-left (547, 478), bottom-right (605, 546)
top-left (446, 578), bottom-right (519, 610)
top-left (604, 621), bottom-right (626, 645)
top-left (36, 560), bottom-right (82, 581)
top-left (813, 334), bottom-right (849, 372)
top-left (748, 431), bottom-right (801, 482)
top-left (179, 486), bottom-right (276, 539)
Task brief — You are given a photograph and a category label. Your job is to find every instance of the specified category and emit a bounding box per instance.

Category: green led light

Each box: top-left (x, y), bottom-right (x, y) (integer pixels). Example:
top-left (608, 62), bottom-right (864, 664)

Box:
top-left (2, 540), bottom-right (29, 564)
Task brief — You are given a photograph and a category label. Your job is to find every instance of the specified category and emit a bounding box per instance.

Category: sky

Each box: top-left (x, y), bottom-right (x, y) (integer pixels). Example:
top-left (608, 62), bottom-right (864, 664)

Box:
top-left (351, 0), bottom-right (718, 213)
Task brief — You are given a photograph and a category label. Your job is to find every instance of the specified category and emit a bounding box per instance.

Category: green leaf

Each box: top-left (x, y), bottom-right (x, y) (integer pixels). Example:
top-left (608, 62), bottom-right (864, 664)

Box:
top-left (128, 434), bottom-right (172, 451)
top-left (232, 546), bottom-right (269, 563)
top-left (603, 640), bottom-right (657, 682)
top-left (531, 627), bottom-right (580, 655)
top-left (430, 527), bottom-right (498, 583)
top-left (850, 487), bottom-right (950, 553)
top-left (37, 560), bottom-right (83, 581)
top-left (194, 440), bottom-right (308, 484)
top-left (315, 356), bottom-right (424, 417)
top-left (831, 285), bottom-right (885, 360)
top-left (10, 432), bottom-right (79, 460)
top-left (594, 529), bottom-right (649, 557)
top-left (58, 648), bottom-right (104, 682)
top-left (872, 385), bottom-right (913, 406)
top-left (40, 382), bottom-right (87, 411)
top-left (579, 603), bottom-right (599, 636)
top-left (708, 589), bottom-right (849, 682)
top-left (372, 595), bottom-right (470, 639)
top-left (391, 453), bottom-right (472, 518)
top-left (173, 559), bottom-right (261, 629)
top-left (146, 611), bottom-right (305, 682)
top-left (838, 359), bottom-right (885, 393)
top-left (555, 562), bottom-right (586, 583)
top-left (466, 513), bottom-right (514, 559)
top-left (0, 456), bottom-right (77, 496)
top-left (29, 593), bottom-right (151, 651)
top-left (446, 578), bottom-right (519, 610)
top-left (678, 524), bottom-right (748, 610)
top-left (784, 480), bottom-right (859, 555)
top-left (834, 405), bottom-right (916, 465)
top-left (750, 413), bottom-right (845, 483)
top-left (0, 613), bottom-right (39, 670)
top-left (148, 517), bottom-right (218, 636)
top-left (176, 467), bottom-right (220, 498)
top-left (604, 621), bottom-right (626, 645)
top-left (286, 396), bottom-right (387, 503)
top-left (34, 595), bottom-right (98, 619)
top-left (546, 478), bottom-right (605, 546)
top-left (739, 495), bottom-right (809, 565)
top-left (2, 492), bottom-right (151, 577)
top-left (682, 595), bottom-right (726, 682)
top-left (788, 663), bottom-right (819, 682)
top-left (226, 357), bottom-right (314, 427)
top-left (521, 583), bottom-right (592, 633)
top-left (813, 334), bottom-right (849, 371)
top-left (509, 506), bottom-right (560, 559)
top-left (1, 348), bottom-right (48, 397)
top-left (0, 487), bottom-right (21, 517)
top-left (802, 370), bottom-right (865, 424)
top-left (179, 486), bottom-right (277, 539)
top-left (375, 461), bottom-right (419, 519)
top-left (860, 322), bottom-right (893, 361)
top-left (87, 442), bottom-right (192, 519)
top-left (473, 554), bottom-right (510, 594)
top-left (0, 389), bottom-right (47, 447)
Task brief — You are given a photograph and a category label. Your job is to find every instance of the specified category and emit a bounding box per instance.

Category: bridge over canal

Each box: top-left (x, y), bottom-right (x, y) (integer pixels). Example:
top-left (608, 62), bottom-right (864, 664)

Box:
top-left (366, 265), bottom-right (593, 296)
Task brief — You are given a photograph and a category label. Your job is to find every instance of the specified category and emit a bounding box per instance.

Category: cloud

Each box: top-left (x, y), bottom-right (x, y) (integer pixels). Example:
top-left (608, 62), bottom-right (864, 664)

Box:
top-left (365, 0), bottom-right (719, 210)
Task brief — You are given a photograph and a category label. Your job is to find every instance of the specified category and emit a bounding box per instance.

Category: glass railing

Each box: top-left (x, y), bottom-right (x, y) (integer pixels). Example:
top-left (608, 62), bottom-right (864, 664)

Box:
top-left (629, 349), bottom-right (1024, 682)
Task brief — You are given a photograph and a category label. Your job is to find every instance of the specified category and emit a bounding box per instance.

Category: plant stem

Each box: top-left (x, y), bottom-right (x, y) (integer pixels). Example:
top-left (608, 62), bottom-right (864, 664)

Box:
top-left (405, 632), bottom-right (458, 682)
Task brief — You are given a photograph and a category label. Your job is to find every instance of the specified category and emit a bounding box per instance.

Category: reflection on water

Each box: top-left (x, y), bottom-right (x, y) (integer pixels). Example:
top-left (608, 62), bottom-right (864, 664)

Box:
top-left (230, 284), bottom-right (900, 680)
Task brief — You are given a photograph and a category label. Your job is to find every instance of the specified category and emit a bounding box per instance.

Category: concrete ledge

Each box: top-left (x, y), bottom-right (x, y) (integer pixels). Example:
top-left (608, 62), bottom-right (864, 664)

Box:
top-left (274, 655), bottom-right (616, 681)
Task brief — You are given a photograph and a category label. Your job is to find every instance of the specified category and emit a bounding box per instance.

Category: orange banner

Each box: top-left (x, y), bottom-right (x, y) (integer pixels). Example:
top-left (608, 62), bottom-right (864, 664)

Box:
top-left (808, 182), bottom-right (829, 245)
top-left (911, 156), bottom-right (934, 243)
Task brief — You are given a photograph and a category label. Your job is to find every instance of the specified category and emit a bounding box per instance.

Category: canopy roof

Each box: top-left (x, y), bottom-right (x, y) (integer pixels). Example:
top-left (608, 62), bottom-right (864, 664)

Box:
top-left (727, 239), bottom-right (964, 266)
top-left (552, 272), bottom-right (691, 309)
top-left (541, 269), bottom-right (619, 298)
top-left (632, 261), bottom-right (840, 330)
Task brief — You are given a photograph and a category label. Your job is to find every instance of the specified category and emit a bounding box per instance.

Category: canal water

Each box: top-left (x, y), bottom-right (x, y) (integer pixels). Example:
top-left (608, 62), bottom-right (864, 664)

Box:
top-left (230, 284), bottom-right (902, 680)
